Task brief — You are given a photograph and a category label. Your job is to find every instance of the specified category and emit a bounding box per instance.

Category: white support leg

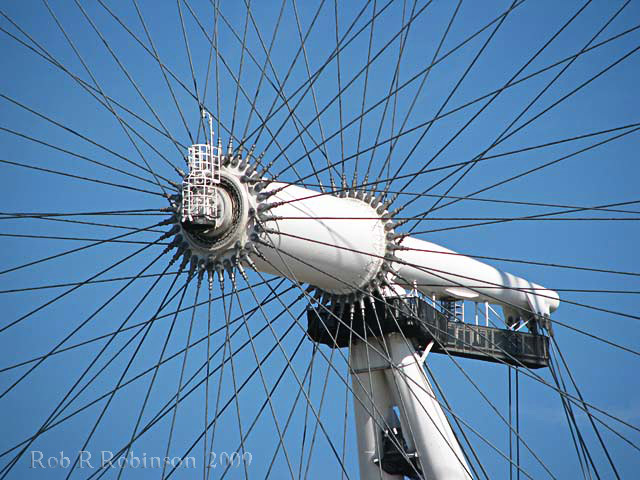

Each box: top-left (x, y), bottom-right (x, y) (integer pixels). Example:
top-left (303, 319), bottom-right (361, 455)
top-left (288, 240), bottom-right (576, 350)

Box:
top-left (350, 334), bottom-right (472, 480)
top-left (384, 333), bottom-right (472, 479)
top-left (350, 337), bottom-right (403, 480)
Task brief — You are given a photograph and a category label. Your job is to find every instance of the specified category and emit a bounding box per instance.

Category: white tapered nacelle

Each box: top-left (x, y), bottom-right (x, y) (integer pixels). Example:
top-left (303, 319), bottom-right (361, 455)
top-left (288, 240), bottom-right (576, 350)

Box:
top-left (254, 182), bottom-right (559, 319)
top-left (393, 237), bottom-right (559, 318)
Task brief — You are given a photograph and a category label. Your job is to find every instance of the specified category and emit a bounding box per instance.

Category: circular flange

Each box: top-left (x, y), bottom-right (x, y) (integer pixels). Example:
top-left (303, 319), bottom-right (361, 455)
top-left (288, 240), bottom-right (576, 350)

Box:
top-left (167, 159), bottom-right (260, 276)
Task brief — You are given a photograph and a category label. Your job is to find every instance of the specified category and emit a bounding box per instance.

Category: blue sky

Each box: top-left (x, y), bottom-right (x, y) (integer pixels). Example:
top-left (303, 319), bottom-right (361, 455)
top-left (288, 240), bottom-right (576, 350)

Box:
top-left (1, 0), bottom-right (639, 478)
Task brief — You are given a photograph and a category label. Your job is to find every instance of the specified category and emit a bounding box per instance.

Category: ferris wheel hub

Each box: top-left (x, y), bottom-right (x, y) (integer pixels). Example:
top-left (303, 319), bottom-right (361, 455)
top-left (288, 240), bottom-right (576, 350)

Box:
top-left (167, 138), bottom-right (398, 298)
top-left (174, 159), bottom-right (260, 274)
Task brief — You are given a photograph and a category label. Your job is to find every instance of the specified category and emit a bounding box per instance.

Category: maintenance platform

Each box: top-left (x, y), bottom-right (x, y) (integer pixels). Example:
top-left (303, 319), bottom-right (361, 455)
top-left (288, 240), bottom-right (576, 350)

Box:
top-left (306, 295), bottom-right (550, 369)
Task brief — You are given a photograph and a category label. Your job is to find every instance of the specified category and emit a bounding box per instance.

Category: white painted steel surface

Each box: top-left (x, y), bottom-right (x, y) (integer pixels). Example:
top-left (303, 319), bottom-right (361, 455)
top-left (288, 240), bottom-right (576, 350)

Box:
top-left (350, 337), bottom-right (403, 480)
top-left (244, 183), bottom-right (558, 479)
top-left (350, 334), bottom-right (472, 479)
top-left (252, 183), bottom-right (388, 294)
top-left (250, 182), bottom-right (558, 319)
top-left (393, 236), bottom-right (559, 317)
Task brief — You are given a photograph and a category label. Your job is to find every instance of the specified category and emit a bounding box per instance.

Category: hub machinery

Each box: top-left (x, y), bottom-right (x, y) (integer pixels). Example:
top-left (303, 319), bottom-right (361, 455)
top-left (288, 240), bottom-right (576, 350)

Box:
top-left (165, 118), bottom-right (560, 480)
